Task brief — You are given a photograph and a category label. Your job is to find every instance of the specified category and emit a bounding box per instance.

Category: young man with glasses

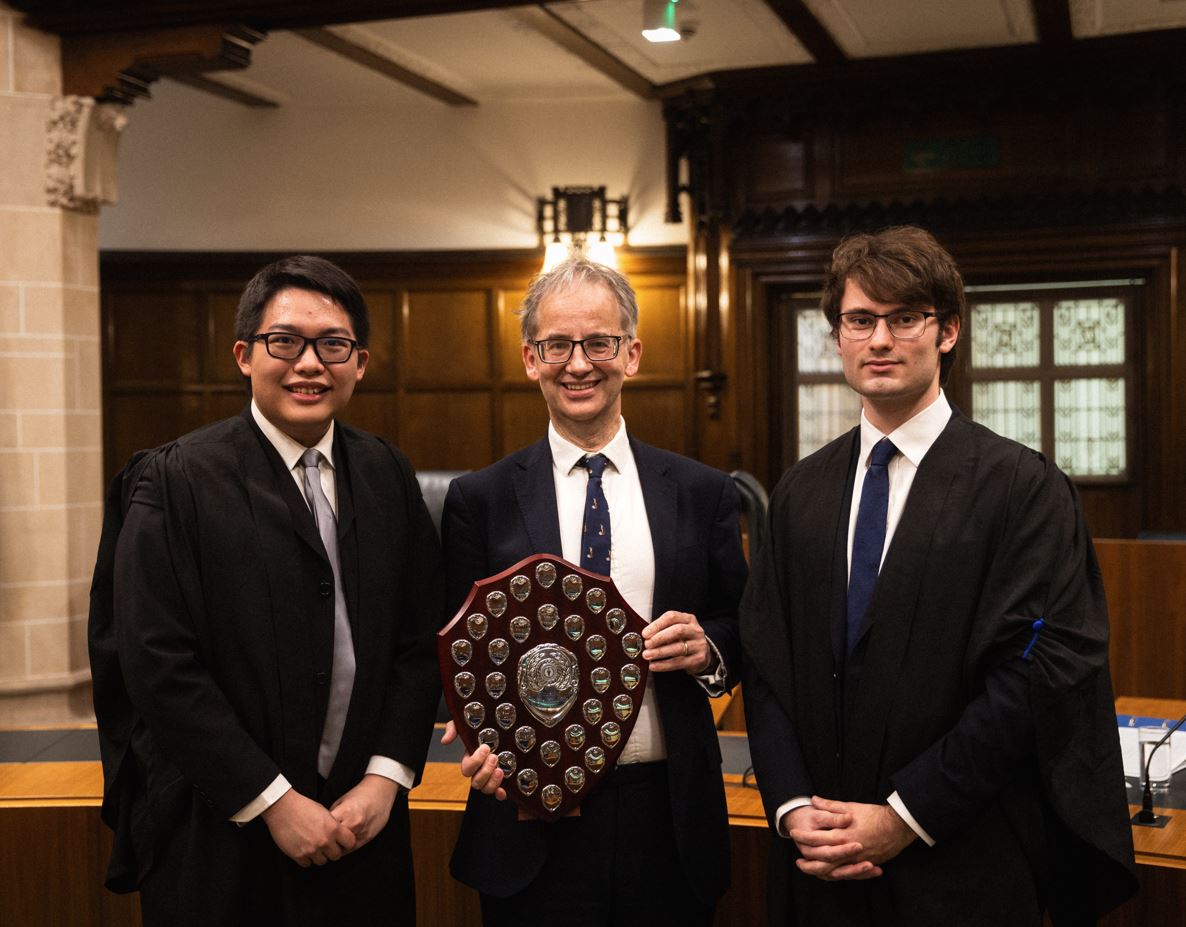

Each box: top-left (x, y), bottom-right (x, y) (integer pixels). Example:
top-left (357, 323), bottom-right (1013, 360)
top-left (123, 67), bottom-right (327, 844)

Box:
top-left (93, 255), bottom-right (442, 925)
top-left (740, 227), bottom-right (1135, 925)
top-left (439, 257), bottom-right (748, 926)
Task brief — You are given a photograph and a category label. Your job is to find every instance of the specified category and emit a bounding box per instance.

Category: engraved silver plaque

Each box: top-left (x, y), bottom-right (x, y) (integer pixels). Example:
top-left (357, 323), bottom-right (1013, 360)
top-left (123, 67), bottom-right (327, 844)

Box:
top-left (488, 638), bottom-right (510, 665)
top-left (564, 614), bottom-right (584, 641)
top-left (486, 592), bottom-right (507, 618)
top-left (509, 574), bottom-right (531, 602)
top-left (454, 672), bottom-right (475, 698)
top-left (510, 616), bottom-right (531, 643)
top-left (535, 561), bottom-right (557, 588)
top-left (467, 613), bottom-right (489, 640)
top-left (464, 701), bottom-right (485, 729)
top-left (537, 603), bottom-right (559, 631)
top-left (518, 643), bottom-right (578, 727)
top-left (438, 554), bottom-right (650, 820)
top-left (541, 784), bottom-right (562, 812)
top-left (518, 768), bottom-right (539, 795)
top-left (495, 702), bottom-right (516, 729)
top-left (515, 725), bottom-right (537, 752)
top-left (590, 668), bottom-right (611, 694)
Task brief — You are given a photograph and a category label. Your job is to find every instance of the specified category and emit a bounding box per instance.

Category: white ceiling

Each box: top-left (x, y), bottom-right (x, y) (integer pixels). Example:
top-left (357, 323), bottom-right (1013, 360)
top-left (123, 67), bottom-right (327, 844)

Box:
top-left (201, 0), bottom-right (1186, 109)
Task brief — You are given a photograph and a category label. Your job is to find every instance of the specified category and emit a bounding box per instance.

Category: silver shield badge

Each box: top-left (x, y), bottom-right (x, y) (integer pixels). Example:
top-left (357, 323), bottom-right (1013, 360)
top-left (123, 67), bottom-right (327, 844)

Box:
top-left (517, 643), bottom-right (579, 728)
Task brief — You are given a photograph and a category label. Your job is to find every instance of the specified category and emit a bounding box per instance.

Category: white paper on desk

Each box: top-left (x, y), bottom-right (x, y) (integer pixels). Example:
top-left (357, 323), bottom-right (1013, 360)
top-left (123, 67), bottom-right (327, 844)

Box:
top-left (1117, 726), bottom-right (1186, 778)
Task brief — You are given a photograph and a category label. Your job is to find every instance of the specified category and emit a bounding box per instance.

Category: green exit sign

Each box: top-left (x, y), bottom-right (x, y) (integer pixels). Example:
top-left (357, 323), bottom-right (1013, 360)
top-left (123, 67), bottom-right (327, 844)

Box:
top-left (904, 137), bottom-right (1000, 172)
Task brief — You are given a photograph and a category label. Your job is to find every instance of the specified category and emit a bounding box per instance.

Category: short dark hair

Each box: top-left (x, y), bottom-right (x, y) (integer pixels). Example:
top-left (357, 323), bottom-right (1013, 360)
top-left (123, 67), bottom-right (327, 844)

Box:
top-left (518, 257), bottom-right (639, 342)
top-left (235, 255), bottom-right (370, 348)
top-left (820, 226), bottom-right (964, 383)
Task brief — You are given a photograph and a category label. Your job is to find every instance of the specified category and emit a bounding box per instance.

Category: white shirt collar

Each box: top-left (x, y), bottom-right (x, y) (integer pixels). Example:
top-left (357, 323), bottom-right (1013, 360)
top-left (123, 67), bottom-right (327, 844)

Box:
top-left (858, 390), bottom-right (952, 469)
top-left (250, 399), bottom-right (336, 472)
top-left (547, 417), bottom-right (631, 475)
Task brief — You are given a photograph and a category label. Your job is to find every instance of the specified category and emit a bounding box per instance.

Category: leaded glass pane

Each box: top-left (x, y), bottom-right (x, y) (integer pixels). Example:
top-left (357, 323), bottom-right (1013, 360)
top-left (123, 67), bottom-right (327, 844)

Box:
top-left (1053, 299), bottom-right (1125, 366)
top-left (971, 381), bottom-right (1041, 451)
top-left (797, 308), bottom-right (841, 374)
top-left (1053, 378), bottom-right (1126, 477)
top-left (970, 302), bottom-right (1040, 368)
top-left (798, 384), bottom-right (861, 460)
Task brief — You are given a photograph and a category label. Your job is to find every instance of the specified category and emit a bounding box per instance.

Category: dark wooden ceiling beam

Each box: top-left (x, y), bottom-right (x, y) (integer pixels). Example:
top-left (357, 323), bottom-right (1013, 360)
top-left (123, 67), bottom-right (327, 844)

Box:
top-left (167, 72), bottom-right (280, 107)
top-left (763, 0), bottom-right (846, 65)
top-left (61, 23), bottom-right (265, 104)
top-left (293, 27), bottom-right (477, 106)
top-left (515, 5), bottom-right (656, 100)
top-left (9, 1), bottom-right (532, 36)
top-left (1030, 0), bottom-right (1073, 48)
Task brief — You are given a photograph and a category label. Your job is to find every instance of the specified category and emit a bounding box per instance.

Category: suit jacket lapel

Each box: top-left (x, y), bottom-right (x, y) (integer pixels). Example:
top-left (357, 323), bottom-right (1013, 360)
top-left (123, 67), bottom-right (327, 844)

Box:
top-left (841, 416), bottom-right (970, 795)
top-left (631, 439), bottom-right (677, 616)
top-left (513, 439), bottom-right (563, 556)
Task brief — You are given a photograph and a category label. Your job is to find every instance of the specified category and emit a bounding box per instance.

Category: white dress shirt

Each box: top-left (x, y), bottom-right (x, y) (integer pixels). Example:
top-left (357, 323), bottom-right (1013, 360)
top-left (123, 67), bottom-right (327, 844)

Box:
top-left (230, 401), bottom-right (414, 823)
top-left (548, 418), bottom-right (727, 764)
top-left (776, 391), bottom-right (953, 845)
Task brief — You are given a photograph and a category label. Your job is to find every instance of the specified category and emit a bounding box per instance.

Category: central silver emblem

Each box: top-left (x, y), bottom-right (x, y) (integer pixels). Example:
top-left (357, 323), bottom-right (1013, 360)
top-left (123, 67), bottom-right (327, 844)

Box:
top-left (517, 643), bottom-right (579, 728)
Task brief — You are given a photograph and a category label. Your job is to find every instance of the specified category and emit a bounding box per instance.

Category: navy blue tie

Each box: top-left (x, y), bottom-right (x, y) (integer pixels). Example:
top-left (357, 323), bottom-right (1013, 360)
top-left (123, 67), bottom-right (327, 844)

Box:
top-left (846, 438), bottom-right (897, 653)
top-left (577, 454), bottom-right (611, 575)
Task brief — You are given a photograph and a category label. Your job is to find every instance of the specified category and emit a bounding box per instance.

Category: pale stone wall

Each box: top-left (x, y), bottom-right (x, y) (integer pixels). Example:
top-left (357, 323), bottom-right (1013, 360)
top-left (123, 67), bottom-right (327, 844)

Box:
top-left (0, 3), bottom-right (105, 724)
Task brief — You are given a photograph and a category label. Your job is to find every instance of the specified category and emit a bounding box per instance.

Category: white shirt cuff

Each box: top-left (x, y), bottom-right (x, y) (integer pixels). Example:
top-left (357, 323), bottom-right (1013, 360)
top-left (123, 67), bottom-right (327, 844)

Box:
top-left (694, 636), bottom-right (728, 696)
top-left (366, 755), bottom-right (416, 792)
top-left (887, 790), bottom-right (935, 847)
top-left (775, 795), bottom-right (813, 837)
top-left (231, 774), bottom-right (291, 823)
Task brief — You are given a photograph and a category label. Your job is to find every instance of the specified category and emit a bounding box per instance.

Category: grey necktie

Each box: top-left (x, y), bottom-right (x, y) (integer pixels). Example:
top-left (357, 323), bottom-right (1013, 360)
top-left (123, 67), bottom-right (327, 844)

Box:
top-left (300, 448), bottom-right (356, 778)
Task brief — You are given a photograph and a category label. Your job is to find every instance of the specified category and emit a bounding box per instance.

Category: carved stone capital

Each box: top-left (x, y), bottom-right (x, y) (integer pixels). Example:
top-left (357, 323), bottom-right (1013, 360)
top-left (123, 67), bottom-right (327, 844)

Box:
top-left (46, 95), bottom-right (129, 213)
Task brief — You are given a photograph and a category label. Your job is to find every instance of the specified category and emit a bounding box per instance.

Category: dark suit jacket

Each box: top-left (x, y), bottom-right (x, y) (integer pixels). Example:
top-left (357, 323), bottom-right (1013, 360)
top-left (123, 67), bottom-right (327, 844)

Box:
top-left (741, 414), bottom-right (1136, 926)
top-left (91, 408), bottom-right (443, 925)
top-left (442, 435), bottom-right (748, 904)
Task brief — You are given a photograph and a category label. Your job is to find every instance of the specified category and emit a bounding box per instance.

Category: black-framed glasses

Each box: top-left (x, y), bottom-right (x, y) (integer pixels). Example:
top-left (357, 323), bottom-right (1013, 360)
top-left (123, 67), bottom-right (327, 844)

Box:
top-left (838, 309), bottom-right (938, 341)
top-left (246, 332), bottom-right (359, 364)
top-left (532, 335), bottom-right (624, 364)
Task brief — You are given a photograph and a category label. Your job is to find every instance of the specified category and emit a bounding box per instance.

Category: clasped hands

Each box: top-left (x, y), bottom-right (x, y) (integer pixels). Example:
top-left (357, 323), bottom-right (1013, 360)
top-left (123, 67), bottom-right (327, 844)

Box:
top-left (262, 773), bottom-right (398, 868)
top-left (783, 797), bottom-right (917, 881)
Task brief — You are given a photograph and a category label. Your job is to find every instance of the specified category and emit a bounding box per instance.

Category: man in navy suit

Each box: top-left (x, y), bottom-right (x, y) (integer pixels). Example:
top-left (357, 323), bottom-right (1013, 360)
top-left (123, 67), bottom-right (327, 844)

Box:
top-left (440, 257), bottom-right (748, 926)
top-left (740, 227), bottom-right (1135, 925)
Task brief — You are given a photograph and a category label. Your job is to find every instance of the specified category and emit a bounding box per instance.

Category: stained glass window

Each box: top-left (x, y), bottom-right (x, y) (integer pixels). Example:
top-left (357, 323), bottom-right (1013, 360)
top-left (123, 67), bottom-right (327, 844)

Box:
top-left (797, 309), bottom-right (842, 373)
top-left (964, 283), bottom-right (1134, 482)
top-left (798, 383), bottom-right (862, 460)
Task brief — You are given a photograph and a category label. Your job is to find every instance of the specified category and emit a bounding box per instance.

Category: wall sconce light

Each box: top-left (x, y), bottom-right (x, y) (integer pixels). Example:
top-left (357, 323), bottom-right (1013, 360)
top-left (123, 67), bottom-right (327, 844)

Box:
top-left (536, 185), bottom-right (629, 272)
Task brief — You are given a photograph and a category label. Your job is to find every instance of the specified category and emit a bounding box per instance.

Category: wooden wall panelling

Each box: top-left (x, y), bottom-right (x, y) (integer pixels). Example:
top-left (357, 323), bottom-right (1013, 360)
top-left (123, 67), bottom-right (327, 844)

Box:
top-left (1096, 540), bottom-right (1186, 700)
top-left (101, 248), bottom-right (690, 479)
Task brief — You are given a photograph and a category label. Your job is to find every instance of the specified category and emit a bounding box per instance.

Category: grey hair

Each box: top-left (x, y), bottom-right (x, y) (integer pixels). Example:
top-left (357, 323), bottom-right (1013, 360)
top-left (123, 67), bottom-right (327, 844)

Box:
top-left (518, 257), bottom-right (639, 342)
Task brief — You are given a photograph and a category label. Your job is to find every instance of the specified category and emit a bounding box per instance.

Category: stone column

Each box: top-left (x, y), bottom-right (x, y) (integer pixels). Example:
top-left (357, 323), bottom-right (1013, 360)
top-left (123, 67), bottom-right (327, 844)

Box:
top-left (0, 3), bottom-right (124, 723)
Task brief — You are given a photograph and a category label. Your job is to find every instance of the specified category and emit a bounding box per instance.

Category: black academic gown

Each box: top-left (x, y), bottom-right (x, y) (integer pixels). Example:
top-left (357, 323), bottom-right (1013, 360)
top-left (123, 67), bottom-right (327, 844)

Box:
top-left (740, 414), bottom-right (1136, 926)
top-left (441, 436), bottom-right (748, 907)
top-left (90, 409), bottom-right (443, 926)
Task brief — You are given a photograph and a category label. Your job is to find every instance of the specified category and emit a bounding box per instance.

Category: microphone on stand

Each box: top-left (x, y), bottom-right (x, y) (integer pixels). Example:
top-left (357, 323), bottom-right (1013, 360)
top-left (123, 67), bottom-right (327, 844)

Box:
top-left (1132, 711), bottom-right (1186, 828)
